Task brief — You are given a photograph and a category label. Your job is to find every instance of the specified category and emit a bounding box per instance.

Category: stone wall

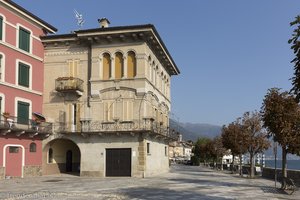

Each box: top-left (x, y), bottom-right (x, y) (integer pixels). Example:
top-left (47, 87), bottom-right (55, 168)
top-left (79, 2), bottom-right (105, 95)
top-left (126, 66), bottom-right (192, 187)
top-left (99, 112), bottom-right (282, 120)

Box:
top-left (262, 167), bottom-right (300, 186)
top-left (0, 167), bottom-right (4, 179)
top-left (23, 166), bottom-right (42, 177)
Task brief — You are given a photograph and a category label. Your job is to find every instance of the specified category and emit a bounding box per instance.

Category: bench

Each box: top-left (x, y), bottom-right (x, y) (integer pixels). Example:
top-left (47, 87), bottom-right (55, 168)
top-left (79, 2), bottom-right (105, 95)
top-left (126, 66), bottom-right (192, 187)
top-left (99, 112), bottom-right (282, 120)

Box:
top-left (280, 177), bottom-right (297, 195)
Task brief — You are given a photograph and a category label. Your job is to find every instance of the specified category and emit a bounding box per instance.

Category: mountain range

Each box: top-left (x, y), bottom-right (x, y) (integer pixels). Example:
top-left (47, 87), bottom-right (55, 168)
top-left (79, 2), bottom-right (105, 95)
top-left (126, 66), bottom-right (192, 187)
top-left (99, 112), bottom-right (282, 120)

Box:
top-left (169, 119), bottom-right (222, 141)
top-left (169, 120), bottom-right (299, 159)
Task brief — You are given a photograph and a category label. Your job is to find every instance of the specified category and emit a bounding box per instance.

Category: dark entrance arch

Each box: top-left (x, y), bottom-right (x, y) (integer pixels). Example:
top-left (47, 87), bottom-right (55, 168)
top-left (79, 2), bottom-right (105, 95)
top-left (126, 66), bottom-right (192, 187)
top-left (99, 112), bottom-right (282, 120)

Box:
top-left (44, 139), bottom-right (80, 175)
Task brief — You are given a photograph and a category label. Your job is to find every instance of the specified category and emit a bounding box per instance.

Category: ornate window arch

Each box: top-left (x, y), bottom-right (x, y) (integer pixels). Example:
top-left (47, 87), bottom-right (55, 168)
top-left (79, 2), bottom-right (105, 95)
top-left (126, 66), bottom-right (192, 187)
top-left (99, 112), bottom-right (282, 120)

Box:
top-left (103, 53), bottom-right (111, 80)
top-left (127, 51), bottom-right (136, 78)
top-left (115, 52), bottom-right (124, 79)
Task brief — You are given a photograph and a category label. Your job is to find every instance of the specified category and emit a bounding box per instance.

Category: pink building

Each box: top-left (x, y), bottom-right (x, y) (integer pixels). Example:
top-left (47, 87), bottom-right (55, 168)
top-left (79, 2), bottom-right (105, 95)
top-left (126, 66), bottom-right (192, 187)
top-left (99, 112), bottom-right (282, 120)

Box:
top-left (0, 0), bottom-right (56, 178)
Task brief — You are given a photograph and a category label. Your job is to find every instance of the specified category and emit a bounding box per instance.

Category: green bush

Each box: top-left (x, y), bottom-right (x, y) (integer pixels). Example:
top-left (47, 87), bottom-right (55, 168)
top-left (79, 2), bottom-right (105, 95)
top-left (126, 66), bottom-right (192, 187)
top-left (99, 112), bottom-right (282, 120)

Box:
top-left (191, 156), bottom-right (200, 166)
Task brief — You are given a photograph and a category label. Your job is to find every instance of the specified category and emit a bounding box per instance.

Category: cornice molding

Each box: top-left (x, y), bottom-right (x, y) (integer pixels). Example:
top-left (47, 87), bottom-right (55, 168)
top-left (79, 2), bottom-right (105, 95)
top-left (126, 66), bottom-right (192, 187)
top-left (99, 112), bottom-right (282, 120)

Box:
top-left (0, 81), bottom-right (42, 96)
top-left (0, 40), bottom-right (43, 61)
top-left (45, 50), bottom-right (88, 56)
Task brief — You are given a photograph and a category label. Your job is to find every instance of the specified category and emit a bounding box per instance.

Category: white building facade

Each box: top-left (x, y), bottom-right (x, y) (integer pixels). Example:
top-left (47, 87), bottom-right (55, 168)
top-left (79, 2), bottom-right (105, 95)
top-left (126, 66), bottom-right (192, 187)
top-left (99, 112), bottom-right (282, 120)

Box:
top-left (41, 20), bottom-right (180, 177)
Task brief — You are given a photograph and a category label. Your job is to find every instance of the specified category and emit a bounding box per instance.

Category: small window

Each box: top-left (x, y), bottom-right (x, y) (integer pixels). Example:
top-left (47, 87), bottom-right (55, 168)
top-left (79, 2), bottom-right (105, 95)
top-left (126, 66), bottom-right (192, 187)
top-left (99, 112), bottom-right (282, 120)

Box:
top-left (9, 146), bottom-right (19, 153)
top-left (48, 148), bottom-right (53, 163)
top-left (147, 142), bottom-right (150, 154)
top-left (29, 142), bottom-right (36, 152)
top-left (19, 27), bottom-right (30, 52)
top-left (165, 146), bottom-right (167, 156)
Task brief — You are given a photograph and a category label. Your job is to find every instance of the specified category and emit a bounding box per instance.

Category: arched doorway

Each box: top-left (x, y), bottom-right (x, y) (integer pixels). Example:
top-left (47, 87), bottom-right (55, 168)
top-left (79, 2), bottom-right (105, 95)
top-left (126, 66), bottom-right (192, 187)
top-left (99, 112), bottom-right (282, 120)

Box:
top-left (4, 145), bottom-right (24, 178)
top-left (43, 139), bottom-right (80, 175)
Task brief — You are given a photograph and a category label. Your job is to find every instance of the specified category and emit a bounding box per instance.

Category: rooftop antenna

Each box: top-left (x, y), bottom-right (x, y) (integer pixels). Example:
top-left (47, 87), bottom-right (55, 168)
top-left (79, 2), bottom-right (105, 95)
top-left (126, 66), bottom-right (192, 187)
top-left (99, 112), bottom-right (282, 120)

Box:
top-left (74, 9), bottom-right (85, 28)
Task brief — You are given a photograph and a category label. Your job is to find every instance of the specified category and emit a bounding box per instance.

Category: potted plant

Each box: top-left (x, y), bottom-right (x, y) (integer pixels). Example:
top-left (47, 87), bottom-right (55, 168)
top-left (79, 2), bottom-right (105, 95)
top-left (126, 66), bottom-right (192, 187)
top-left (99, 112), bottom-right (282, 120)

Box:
top-left (2, 112), bottom-right (10, 118)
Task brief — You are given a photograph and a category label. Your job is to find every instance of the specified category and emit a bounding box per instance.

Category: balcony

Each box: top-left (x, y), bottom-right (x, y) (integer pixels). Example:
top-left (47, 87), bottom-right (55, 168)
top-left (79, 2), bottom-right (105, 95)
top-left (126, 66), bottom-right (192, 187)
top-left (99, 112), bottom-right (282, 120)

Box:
top-left (0, 116), bottom-right (53, 137)
top-left (55, 118), bottom-right (177, 139)
top-left (55, 77), bottom-right (84, 94)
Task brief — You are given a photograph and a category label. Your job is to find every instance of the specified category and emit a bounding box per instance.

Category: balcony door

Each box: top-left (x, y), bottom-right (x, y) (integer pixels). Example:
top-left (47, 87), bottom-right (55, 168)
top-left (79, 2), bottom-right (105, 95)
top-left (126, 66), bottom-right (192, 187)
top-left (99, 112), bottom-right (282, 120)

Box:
top-left (71, 104), bottom-right (76, 132)
top-left (17, 101), bottom-right (29, 125)
top-left (70, 103), bottom-right (80, 132)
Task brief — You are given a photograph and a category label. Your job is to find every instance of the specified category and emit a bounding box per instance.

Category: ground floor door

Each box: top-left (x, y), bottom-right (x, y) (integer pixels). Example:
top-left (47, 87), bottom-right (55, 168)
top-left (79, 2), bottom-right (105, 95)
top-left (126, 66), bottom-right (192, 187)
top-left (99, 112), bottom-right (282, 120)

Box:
top-left (5, 146), bottom-right (22, 177)
top-left (66, 150), bottom-right (72, 172)
top-left (106, 148), bottom-right (131, 177)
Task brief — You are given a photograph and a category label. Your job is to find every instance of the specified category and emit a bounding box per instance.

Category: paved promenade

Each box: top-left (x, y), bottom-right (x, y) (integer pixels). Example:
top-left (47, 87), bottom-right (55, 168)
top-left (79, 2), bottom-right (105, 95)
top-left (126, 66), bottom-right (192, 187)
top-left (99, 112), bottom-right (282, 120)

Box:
top-left (0, 165), bottom-right (298, 200)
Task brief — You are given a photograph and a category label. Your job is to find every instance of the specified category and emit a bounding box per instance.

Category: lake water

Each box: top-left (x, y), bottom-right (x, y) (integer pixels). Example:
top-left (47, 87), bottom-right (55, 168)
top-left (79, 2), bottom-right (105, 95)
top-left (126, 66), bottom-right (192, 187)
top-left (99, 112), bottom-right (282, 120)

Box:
top-left (265, 160), bottom-right (300, 170)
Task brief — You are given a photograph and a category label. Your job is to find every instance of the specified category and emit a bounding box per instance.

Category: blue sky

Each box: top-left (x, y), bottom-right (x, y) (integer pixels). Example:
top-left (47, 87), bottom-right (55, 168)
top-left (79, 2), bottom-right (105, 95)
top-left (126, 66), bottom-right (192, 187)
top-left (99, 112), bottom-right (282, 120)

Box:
top-left (15, 0), bottom-right (300, 126)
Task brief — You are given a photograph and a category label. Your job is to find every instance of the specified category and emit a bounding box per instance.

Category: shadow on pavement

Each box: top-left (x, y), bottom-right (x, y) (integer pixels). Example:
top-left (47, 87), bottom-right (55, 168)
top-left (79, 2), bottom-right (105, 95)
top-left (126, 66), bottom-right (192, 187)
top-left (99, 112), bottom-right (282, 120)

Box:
top-left (168, 178), bottom-right (256, 188)
top-left (120, 187), bottom-right (229, 200)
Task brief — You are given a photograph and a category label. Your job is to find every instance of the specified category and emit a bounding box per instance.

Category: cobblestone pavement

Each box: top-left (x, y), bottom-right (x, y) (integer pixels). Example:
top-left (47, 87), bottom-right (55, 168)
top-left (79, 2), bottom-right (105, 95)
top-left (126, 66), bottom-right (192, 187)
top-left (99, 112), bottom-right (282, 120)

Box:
top-left (0, 165), bottom-right (299, 200)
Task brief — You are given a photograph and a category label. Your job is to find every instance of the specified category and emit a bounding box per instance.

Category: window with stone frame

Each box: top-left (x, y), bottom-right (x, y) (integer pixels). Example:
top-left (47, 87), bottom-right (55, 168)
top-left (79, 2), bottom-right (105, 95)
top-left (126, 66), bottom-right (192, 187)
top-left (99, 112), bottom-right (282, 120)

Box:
top-left (19, 27), bottom-right (30, 52)
top-left (18, 62), bottom-right (30, 87)
top-left (0, 16), bottom-right (3, 41)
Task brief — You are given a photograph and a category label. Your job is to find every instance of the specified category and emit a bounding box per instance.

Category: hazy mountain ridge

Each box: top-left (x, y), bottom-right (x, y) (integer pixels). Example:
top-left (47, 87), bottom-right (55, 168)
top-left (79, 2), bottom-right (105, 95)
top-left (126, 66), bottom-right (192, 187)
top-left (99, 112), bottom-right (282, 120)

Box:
top-left (169, 120), bottom-right (300, 159)
top-left (170, 119), bottom-right (222, 141)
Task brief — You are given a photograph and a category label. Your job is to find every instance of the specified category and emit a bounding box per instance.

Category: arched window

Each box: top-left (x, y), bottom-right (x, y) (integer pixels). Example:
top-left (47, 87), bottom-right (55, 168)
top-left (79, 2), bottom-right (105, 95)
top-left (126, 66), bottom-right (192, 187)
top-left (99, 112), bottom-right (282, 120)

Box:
top-left (48, 148), bottom-right (53, 163)
top-left (127, 51), bottom-right (136, 78)
top-left (103, 53), bottom-right (111, 80)
top-left (115, 52), bottom-right (124, 79)
top-left (29, 142), bottom-right (36, 152)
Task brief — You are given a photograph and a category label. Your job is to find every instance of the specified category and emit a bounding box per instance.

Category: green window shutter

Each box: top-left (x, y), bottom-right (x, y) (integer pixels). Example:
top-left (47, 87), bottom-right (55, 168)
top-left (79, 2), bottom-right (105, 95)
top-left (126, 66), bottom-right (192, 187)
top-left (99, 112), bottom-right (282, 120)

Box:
top-left (0, 97), bottom-right (2, 115)
top-left (18, 62), bottom-right (29, 87)
top-left (19, 27), bottom-right (30, 52)
top-left (17, 101), bottom-right (29, 124)
top-left (0, 17), bottom-right (3, 41)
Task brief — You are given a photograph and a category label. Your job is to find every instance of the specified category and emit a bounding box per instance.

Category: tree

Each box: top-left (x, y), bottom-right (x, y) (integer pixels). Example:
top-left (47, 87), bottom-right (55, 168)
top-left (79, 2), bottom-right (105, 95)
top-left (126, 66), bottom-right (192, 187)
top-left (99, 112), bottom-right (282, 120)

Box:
top-left (221, 120), bottom-right (248, 173)
top-left (261, 88), bottom-right (300, 187)
top-left (241, 111), bottom-right (270, 178)
top-left (210, 136), bottom-right (227, 169)
top-left (193, 137), bottom-right (212, 164)
top-left (284, 15), bottom-right (300, 156)
top-left (289, 15), bottom-right (300, 101)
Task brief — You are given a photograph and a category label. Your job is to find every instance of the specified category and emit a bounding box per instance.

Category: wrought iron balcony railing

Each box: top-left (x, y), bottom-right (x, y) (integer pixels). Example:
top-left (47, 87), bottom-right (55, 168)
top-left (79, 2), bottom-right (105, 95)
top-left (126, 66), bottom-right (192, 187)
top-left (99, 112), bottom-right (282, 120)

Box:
top-left (55, 118), bottom-right (176, 138)
top-left (55, 77), bottom-right (84, 92)
top-left (0, 116), bottom-right (53, 136)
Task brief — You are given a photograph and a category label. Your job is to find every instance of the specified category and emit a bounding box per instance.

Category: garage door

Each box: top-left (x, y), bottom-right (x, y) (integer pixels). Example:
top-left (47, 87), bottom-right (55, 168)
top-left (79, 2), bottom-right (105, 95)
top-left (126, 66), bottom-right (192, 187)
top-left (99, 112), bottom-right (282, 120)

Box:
top-left (106, 148), bottom-right (131, 177)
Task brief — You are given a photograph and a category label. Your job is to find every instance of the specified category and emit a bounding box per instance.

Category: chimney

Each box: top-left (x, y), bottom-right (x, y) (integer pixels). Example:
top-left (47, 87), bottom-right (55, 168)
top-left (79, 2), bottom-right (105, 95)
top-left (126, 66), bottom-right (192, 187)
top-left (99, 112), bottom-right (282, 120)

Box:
top-left (98, 18), bottom-right (110, 28)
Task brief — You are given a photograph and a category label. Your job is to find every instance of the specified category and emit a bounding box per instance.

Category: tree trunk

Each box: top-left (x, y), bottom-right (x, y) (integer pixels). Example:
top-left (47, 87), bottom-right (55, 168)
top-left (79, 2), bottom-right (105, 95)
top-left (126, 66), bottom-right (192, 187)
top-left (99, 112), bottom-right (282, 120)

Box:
top-left (250, 153), bottom-right (255, 178)
top-left (231, 155), bottom-right (235, 173)
top-left (281, 146), bottom-right (288, 189)
top-left (239, 154), bottom-right (243, 176)
top-left (220, 156), bottom-right (223, 171)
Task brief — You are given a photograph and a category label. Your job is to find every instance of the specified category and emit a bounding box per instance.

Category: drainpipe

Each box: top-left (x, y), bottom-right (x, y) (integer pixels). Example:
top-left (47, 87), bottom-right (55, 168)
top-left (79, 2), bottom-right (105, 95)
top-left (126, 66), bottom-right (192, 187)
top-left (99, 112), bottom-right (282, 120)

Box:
top-left (87, 41), bottom-right (92, 107)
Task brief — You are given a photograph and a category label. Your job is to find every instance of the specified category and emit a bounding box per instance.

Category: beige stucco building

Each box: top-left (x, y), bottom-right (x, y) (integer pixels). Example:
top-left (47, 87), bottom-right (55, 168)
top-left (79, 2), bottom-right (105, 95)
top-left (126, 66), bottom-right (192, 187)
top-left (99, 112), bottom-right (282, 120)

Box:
top-left (40, 19), bottom-right (180, 177)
